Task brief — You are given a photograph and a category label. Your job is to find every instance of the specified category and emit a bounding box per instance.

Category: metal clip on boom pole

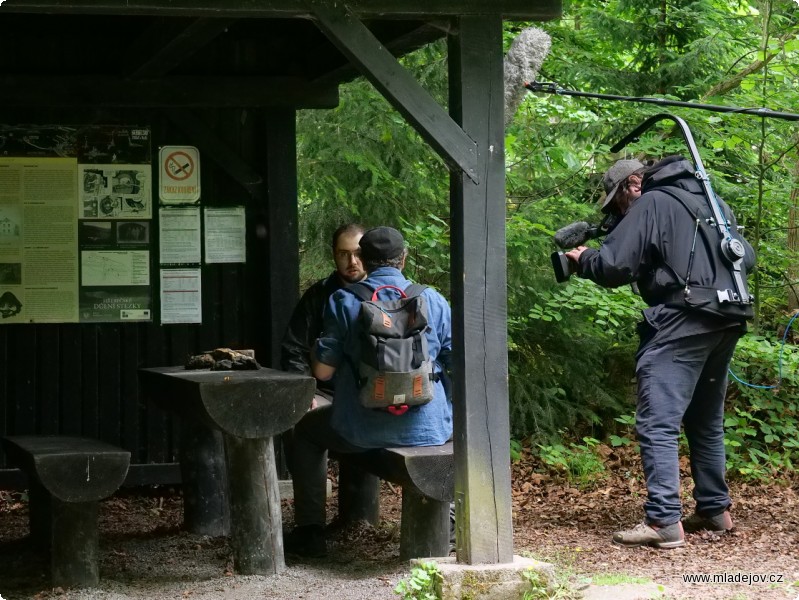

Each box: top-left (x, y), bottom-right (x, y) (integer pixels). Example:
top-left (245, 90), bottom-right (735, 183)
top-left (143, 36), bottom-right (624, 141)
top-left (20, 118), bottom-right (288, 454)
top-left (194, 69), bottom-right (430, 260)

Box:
top-left (610, 113), bottom-right (752, 305)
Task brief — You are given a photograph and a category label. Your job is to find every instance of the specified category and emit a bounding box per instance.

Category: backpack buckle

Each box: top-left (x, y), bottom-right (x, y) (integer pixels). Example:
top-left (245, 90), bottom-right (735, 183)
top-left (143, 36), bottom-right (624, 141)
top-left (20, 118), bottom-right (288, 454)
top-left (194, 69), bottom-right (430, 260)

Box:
top-left (386, 404), bottom-right (410, 416)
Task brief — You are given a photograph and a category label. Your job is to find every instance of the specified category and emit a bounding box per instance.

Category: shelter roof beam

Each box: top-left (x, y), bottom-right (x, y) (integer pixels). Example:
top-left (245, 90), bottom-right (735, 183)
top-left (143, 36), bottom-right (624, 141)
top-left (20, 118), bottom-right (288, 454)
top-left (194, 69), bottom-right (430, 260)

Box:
top-left (313, 6), bottom-right (478, 182)
top-left (311, 21), bottom-right (446, 89)
top-left (1, 0), bottom-right (561, 20)
top-left (125, 17), bottom-right (237, 79)
top-left (0, 76), bottom-right (339, 109)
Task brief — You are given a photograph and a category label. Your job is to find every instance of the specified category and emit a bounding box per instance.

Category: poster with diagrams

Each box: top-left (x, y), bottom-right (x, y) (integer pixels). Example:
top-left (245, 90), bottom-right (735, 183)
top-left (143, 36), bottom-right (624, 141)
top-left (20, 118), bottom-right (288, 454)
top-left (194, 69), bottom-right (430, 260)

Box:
top-left (80, 165), bottom-right (152, 220)
top-left (0, 124), bottom-right (154, 323)
top-left (76, 126), bottom-right (153, 322)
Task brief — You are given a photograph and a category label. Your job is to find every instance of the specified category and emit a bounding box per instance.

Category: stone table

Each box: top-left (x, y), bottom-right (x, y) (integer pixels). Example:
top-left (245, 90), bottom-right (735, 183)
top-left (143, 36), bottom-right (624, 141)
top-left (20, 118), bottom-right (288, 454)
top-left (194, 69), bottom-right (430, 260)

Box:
top-left (139, 366), bottom-right (314, 575)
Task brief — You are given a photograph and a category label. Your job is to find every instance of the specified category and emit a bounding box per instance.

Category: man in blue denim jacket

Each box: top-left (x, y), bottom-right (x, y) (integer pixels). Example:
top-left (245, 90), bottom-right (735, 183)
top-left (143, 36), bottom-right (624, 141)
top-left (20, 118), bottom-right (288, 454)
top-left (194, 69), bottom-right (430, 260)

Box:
top-left (285, 226), bottom-right (452, 557)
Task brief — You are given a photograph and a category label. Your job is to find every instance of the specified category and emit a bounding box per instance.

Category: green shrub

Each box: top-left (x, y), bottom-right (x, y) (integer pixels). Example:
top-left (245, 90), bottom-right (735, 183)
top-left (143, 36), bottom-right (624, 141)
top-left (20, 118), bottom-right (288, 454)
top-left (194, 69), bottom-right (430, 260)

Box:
top-left (537, 437), bottom-right (607, 489)
top-left (725, 332), bottom-right (799, 481)
top-left (395, 561), bottom-right (442, 600)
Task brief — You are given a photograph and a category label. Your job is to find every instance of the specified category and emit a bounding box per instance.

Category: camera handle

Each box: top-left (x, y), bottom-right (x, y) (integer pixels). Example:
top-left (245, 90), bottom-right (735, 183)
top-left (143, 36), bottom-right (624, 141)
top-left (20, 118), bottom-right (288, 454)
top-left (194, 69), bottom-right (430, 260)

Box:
top-left (610, 113), bottom-right (752, 305)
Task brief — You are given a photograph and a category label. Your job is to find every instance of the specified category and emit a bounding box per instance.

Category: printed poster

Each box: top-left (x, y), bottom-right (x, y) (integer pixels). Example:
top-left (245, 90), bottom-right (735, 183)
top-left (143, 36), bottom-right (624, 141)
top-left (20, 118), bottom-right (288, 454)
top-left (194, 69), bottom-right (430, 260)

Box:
top-left (0, 124), bottom-right (154, 323)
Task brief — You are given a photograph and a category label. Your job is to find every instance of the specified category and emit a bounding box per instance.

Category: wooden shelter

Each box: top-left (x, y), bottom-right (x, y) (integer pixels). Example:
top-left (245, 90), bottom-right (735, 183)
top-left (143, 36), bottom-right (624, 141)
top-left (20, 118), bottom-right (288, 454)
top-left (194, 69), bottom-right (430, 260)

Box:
top-left (0, 0), bottom-right (561, 564)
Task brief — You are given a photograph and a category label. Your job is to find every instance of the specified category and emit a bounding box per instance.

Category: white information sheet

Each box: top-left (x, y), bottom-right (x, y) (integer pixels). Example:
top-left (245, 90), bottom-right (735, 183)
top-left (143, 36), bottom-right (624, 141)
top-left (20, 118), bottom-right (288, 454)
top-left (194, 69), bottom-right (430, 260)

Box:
top-left (204, 206), bottom-right (246, 264)
top-left (159, 207), bottom-right (201, 265)
top-left (160, 268), bottom-right (202, 324)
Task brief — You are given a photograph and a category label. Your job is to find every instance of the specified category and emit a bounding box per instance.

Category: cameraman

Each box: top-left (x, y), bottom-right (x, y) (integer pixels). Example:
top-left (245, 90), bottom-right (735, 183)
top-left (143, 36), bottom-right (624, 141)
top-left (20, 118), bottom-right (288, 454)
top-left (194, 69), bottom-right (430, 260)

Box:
top-left (565, 156), bottom-right (755, 549)
top-left (598, 158), bottom-right (645, 218)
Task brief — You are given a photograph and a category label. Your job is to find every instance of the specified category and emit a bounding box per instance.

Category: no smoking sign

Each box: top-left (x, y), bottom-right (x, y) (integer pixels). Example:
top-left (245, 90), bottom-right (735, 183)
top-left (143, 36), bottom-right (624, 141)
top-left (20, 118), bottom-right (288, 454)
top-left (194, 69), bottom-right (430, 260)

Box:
top-left (159, 145), bottom-right (201, 203)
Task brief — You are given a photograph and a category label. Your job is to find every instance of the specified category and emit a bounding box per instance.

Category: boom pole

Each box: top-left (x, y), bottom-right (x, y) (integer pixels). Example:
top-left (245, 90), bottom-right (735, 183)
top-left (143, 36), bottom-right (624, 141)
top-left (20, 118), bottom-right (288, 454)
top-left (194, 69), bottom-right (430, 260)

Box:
top-left (525, 81), bottom-right (799, 122)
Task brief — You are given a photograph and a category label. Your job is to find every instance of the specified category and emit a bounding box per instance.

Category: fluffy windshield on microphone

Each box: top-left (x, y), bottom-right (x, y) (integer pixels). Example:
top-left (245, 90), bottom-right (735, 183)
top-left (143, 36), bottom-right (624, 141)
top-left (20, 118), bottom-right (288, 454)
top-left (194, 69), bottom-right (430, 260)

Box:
top-left (553, 221), bottom-right (593, 249)
top-left (503, 28), bottom-right (551, 126)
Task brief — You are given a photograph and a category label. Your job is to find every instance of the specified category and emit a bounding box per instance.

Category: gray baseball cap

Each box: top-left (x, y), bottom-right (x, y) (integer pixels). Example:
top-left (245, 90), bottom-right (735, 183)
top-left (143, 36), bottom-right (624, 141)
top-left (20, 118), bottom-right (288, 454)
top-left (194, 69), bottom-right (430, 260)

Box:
top-left (600, 159), bottom-right (645, 211)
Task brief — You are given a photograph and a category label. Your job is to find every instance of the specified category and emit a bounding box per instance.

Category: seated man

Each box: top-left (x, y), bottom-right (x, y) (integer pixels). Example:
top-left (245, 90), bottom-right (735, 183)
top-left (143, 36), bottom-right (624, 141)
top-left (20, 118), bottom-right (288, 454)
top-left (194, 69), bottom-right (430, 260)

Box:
top-left (285, 226), bottom-right (452, 557)
top-left (280, 223), bottom-right (366, 406)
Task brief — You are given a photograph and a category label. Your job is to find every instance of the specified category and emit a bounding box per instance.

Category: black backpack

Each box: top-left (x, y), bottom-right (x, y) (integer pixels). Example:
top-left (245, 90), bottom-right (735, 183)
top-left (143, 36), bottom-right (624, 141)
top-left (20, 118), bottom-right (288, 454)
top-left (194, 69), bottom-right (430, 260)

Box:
top-left (346, 282), bottom-right (434, 415)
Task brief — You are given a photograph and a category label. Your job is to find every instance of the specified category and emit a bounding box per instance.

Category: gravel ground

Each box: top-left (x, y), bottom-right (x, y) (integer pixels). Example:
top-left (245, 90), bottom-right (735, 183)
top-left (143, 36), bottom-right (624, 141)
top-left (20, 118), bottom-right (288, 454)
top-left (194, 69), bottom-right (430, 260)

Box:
top-left (3, 454), bottom-right (799, 600)
top-left (0, 486), bottom-right (414, 600)
top-left (13, 548), bottom-right (408, 600)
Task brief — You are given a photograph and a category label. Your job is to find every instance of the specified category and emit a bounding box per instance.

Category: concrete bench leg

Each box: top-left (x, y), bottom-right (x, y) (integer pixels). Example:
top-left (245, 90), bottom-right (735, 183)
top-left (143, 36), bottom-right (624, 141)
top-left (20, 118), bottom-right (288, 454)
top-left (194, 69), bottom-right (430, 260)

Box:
top-left (179, 419), bottom-right (230, 536)
top-left (400, 488), bottom-right (449, 561)
top-left (28, 480), bottom-right (52, 549)
top-left (223, 434), bottom-right (284, 576)
top-left (337, 462), bottom-right (380, 526)
top-left (51, 497), bottom-right (100, 588)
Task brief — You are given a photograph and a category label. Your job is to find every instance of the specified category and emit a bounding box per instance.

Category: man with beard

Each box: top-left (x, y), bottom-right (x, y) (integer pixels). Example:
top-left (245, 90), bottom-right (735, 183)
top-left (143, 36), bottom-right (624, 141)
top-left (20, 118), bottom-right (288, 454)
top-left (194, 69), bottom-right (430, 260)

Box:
top-left (281, 223), bottom-right (366, 407)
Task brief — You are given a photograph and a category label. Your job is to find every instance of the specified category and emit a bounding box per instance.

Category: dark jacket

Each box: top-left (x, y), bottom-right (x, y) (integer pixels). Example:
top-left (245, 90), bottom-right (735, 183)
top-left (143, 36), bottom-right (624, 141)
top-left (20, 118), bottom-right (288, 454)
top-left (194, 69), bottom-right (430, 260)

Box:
top-left (280, 272), bottom-right (347, 392)
top-left (578, 156), bottom-right (755, 341)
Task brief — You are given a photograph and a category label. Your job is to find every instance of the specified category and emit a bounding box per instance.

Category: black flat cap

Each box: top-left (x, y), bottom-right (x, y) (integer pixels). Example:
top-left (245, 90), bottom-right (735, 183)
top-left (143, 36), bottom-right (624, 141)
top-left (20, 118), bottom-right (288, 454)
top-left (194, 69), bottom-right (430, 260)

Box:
top-left (359, 226), bottom-right (405, 262)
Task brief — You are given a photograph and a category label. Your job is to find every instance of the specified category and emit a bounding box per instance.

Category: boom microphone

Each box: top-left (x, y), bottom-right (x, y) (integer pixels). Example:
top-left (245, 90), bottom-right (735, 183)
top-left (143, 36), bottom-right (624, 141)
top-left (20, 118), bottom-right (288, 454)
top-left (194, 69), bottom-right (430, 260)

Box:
top-left (553, 221), bottom-right (601, 249)
top-left (503, 27), bottom-right (552, 126)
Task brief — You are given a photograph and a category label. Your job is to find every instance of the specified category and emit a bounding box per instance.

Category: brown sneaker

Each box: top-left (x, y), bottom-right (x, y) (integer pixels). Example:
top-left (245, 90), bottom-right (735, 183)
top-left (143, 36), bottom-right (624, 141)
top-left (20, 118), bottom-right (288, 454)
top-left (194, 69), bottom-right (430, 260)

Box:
top-left (612, 522), bottom-right (685, 549)
top-left (682, 510), bottom-right (733, 533)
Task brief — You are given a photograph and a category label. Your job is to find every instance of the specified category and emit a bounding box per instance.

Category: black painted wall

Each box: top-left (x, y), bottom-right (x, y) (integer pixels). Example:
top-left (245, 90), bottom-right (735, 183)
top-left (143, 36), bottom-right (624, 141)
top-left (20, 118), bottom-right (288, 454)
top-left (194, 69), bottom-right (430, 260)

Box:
top-left (0, 107), bottom-right (299, 487)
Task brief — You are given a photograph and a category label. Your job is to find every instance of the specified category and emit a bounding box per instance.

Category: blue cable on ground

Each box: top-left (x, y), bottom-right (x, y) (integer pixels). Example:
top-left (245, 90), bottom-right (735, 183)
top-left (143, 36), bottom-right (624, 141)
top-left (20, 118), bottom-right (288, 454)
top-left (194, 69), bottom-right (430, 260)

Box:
top-left (729, 310), bottom-right (799, 390)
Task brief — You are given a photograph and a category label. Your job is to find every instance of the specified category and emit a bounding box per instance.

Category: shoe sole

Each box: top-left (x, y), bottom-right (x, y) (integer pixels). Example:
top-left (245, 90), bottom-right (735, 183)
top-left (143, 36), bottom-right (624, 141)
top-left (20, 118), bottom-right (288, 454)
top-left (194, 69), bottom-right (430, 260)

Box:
top-left (683, 528), bottom-right (732, 535)
top-left (613, 539), bottom-right (686, 549)
top-left (683, 524), bottom-right (735, 535)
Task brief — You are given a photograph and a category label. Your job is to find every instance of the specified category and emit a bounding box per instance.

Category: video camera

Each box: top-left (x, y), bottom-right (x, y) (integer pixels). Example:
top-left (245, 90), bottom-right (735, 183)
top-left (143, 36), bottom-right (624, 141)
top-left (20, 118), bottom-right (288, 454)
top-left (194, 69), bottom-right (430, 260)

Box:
top-left (550, 213), bottom-right (620, 282)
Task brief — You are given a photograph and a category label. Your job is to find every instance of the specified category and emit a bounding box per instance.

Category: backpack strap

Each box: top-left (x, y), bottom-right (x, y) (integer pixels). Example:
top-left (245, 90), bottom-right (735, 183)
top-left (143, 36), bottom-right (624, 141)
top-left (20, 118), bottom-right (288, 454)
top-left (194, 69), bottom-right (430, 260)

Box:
top-left (405, 283), bottom-right (432, 373)
top-left (344, 282), bottom-right (373, 302)
top-left (346, 282), bottom-right (428, 301)
top-left (403, 283), bottom-right (428, 298)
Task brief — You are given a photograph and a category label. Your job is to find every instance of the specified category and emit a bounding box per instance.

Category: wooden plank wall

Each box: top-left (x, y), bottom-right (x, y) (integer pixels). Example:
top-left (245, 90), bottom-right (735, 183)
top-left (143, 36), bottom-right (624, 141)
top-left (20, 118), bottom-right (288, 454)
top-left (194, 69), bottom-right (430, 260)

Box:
top-left (0, 107), bottom-right (297, 487)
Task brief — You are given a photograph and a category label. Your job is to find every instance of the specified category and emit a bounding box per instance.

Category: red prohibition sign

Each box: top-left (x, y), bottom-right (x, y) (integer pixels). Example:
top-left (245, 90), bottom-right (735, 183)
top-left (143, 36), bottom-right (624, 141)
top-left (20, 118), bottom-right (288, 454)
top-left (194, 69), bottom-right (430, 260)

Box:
top-left (165, 151), bottom-right (195, 181)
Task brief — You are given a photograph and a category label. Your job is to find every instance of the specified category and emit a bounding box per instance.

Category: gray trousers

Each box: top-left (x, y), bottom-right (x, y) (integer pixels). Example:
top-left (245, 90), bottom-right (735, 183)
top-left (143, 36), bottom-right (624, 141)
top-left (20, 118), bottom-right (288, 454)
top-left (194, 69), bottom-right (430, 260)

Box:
top-left (635, 328), bottom-right (741, 525)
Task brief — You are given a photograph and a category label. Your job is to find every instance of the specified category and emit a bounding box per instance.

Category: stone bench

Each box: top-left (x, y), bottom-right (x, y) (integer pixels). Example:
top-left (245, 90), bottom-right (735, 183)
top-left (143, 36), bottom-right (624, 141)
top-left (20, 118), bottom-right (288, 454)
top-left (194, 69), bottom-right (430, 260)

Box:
top-left (1, 435), bottom-right (130, 588)
top-left (335, 441), bottom-right (454, 560)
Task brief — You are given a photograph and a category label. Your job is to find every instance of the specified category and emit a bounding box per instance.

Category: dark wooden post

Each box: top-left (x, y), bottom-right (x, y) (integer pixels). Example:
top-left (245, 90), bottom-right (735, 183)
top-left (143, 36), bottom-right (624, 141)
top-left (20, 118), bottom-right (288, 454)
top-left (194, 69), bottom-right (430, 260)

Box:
top-left (448, 15), bottom-right (514, 564)
top-left (258, 109), bottom-right (299, 480)
top-left (263, 109), bottom-right (299, 370)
